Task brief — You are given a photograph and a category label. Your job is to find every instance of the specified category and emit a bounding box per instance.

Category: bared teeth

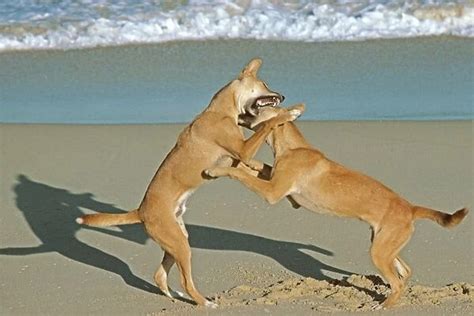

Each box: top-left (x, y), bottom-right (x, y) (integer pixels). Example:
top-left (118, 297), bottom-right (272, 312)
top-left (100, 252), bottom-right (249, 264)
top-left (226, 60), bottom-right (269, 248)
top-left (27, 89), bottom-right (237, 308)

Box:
top-left (255, 96), bottom-right (280, 108)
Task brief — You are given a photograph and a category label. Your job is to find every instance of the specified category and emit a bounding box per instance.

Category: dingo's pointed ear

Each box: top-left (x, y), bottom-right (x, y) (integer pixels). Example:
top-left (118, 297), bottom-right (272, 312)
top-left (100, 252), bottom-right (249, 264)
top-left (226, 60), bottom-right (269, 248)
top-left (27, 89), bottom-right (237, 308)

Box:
top-left (239, 58), bottom-right (262, 79)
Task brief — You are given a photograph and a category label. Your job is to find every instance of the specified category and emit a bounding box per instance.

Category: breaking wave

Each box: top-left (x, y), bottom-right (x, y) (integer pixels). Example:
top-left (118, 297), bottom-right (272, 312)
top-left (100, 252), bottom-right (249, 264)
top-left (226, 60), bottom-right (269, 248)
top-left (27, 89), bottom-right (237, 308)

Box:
top-left (0, 0), bottom-right (472, 51)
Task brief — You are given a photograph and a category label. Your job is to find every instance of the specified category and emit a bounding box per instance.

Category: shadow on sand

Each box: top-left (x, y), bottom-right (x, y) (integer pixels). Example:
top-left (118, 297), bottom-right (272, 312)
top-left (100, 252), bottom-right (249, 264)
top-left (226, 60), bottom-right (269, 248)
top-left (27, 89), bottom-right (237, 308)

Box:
top-left (1, 175), bottom-right (351, 293)
top-left (1, 174), bottom-right (157, 294)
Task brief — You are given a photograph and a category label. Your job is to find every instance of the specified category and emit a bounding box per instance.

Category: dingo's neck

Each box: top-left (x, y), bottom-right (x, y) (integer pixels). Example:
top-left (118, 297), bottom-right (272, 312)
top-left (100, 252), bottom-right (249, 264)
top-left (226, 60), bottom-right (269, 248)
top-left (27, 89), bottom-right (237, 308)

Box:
top-left (271, 122), bottom-right (312, 157)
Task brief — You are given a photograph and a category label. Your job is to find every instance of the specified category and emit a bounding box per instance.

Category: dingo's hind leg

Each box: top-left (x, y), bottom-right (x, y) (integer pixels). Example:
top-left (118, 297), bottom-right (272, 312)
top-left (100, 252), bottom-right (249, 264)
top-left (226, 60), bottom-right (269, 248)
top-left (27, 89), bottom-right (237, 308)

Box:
top-left (154, 252), bottom-right (183, 299)
top-left (154, 216), bottom-right (188, 300)
top-left (370, 221), bottom-right (413, 309)
top-left (146, 217), bottom-right (216, 307)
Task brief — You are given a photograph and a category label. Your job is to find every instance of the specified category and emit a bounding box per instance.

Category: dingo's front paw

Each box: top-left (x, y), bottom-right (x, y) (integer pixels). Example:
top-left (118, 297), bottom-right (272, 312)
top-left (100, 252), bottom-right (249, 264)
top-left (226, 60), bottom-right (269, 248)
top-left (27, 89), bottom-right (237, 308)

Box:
top-left (275, 103), bottom-right (305, 125)
top-left (204, 167), bottom-right (229, 178)
top-left (287, 103), bottom-right (305, 112)
top-left (204, 168), bottom-right (218, 178)
top-left (288, 108), bottom-right (302, 120)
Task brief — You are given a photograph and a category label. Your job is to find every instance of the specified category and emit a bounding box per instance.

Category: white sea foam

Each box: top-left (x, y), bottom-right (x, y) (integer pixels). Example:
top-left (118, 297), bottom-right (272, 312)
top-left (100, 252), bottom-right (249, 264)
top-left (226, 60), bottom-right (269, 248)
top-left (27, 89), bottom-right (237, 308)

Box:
top-left (0, 1), bottom-right (472, 51)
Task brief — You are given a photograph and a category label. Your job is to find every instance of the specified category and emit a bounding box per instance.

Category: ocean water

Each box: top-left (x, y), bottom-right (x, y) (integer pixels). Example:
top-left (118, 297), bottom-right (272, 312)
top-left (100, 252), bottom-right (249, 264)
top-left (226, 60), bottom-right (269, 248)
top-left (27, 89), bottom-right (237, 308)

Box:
top-left (1, 39), bottom-right (472, 123)
top-left (0, 2), bottom-right (472, 123)
top-left (0, 0), bottom-right (473, 51)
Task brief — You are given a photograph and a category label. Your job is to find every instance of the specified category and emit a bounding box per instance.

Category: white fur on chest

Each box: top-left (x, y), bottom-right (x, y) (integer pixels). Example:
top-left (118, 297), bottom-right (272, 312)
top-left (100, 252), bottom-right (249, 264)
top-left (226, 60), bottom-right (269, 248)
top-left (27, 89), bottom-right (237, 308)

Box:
top-left (175, 190), bottom-right (194, 217)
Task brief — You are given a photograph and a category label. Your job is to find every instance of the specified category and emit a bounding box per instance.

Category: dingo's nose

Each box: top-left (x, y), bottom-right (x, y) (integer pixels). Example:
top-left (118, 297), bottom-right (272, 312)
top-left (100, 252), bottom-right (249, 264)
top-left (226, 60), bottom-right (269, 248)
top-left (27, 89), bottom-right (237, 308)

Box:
top-left (280, 95), bottom-right (285, 102)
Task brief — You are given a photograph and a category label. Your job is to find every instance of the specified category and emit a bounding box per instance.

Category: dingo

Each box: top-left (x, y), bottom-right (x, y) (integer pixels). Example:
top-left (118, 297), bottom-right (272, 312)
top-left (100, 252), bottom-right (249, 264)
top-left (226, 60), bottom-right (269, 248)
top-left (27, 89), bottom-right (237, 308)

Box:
top-left (76, 59), bottom-right (303, 307)
top-left (206, 106), bottom-right (468, 309)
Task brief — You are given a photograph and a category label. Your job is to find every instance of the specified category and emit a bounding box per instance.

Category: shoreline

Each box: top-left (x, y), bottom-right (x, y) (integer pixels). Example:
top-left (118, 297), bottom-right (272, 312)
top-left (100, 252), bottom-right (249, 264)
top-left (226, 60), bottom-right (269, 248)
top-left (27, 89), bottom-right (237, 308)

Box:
top-left (0, 119), bottom-right (473, 128)
top-left (0, 34), bottom-right (472, 56)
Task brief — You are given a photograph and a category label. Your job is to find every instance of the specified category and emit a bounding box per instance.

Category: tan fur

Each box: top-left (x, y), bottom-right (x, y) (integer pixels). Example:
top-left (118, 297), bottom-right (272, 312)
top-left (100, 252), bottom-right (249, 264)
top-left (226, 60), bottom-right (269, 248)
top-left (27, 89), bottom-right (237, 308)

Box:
top-left (206, 106), bottom-right (468, 309)
top-left (76, 59), bottom-right (304, 307)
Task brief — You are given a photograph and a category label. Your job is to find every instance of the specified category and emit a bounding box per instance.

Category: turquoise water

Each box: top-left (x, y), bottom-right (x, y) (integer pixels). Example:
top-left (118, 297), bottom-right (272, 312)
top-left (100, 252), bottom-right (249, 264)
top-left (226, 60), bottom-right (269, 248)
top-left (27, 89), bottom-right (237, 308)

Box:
top-left (0, 39), bottom-right (472, 123)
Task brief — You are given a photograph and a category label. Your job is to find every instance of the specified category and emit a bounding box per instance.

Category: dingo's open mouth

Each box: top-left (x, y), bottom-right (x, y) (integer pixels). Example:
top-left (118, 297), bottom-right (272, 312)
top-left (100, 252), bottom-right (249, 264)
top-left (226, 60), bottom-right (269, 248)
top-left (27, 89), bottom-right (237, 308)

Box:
top-left (255, 95), bottom-right (281, 108)
top-left (249, 95), bottom-right (283, 116)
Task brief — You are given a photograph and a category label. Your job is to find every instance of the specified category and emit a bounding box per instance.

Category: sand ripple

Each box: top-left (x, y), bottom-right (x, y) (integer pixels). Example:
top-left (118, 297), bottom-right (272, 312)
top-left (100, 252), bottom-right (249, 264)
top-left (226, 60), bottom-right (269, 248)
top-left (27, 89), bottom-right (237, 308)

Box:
top-left (213, 274), bottom-right (473, 312)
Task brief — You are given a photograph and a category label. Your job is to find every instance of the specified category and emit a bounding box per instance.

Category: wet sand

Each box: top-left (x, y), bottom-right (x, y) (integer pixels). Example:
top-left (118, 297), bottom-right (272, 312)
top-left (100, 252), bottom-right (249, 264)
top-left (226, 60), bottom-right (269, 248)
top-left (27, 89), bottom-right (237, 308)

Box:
top-left (0, 121), bottom-right (472, 315)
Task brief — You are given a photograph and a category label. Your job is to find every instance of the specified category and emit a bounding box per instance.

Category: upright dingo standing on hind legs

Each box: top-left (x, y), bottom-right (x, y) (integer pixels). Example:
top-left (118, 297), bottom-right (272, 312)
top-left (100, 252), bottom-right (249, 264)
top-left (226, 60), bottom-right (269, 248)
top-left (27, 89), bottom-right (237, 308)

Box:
top-left (76, 58), bottom-right (304, 307)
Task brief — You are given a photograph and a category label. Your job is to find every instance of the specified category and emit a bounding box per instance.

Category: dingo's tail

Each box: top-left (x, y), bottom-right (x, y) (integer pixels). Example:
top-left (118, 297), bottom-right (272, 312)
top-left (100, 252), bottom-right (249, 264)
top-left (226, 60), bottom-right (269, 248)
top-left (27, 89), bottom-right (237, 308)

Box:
top-left (413, 206), bottom-right (468, 228)
top-left (76, 209), bottom-right (141, 227)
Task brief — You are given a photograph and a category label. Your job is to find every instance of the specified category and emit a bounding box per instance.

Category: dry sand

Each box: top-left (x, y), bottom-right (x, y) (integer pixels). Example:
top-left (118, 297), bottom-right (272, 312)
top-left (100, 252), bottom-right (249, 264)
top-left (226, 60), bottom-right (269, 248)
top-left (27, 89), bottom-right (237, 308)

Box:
top-left (210, 275), bottom-right (472, 312)
top-left (0, 121), bottom-right (472, 315)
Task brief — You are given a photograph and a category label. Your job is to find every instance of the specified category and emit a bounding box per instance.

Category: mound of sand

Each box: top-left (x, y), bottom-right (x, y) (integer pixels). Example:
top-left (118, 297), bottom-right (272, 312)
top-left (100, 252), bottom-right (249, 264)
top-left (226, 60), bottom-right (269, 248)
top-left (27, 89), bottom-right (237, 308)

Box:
top-left (213, 275), bottom-right (473, 312)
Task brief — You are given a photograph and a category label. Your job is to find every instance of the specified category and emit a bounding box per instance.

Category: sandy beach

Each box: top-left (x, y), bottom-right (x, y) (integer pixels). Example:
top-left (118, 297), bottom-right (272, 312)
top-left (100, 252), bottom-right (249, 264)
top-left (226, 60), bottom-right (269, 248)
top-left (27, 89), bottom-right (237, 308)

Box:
top-left (0, 121), bottom-right (472, 315)
top-left (1, 0), bottom-right (473, 312)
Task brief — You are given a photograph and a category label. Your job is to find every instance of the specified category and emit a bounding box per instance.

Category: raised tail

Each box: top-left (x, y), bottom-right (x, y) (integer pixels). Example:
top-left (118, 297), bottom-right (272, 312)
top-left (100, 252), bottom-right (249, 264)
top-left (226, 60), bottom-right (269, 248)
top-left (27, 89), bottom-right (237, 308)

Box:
top-left (76, 208), bottom-right (141, 227)
top-left (412, 206), bottom-right (468, 228)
